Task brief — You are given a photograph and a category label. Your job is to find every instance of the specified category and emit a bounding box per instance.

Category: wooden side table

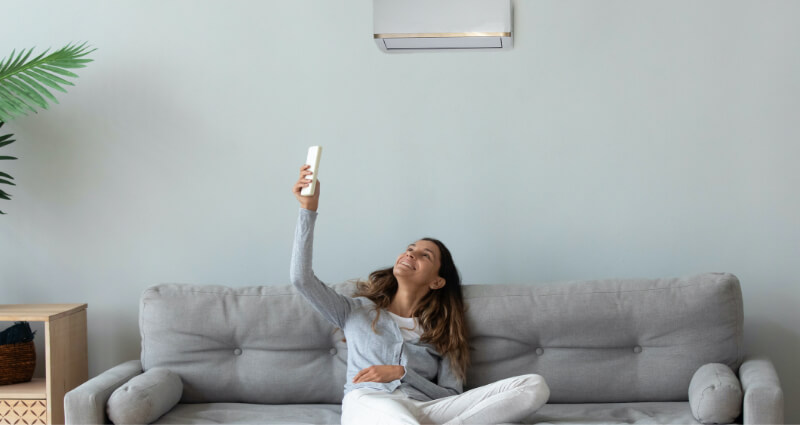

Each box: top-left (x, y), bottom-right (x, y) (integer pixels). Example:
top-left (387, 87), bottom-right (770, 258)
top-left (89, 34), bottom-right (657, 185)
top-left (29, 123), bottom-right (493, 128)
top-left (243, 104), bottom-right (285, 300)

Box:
top-left (0, 304), bottom-right (88, 425)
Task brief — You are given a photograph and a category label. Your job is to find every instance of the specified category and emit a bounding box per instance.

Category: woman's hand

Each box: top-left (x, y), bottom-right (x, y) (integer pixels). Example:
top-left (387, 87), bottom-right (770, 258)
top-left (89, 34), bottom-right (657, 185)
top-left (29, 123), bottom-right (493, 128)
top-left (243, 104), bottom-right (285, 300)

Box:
top-left (292, 164), bottom-right (320, 211)
top-left (352, 365), bottom-right (405, 384)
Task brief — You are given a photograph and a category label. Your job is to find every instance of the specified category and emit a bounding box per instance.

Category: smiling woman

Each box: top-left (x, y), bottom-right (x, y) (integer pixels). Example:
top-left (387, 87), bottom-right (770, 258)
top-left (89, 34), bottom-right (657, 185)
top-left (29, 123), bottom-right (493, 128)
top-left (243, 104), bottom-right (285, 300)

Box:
top-left (290, 164), bottom-right (551, 424)
top-left (352, 237), bottom-right (467, 382)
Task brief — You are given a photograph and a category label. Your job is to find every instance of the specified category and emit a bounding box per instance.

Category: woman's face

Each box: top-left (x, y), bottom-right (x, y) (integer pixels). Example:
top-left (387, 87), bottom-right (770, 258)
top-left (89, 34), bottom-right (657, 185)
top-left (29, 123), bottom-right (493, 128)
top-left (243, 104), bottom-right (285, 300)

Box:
top-left (393, 240), bottom-right (444, 289)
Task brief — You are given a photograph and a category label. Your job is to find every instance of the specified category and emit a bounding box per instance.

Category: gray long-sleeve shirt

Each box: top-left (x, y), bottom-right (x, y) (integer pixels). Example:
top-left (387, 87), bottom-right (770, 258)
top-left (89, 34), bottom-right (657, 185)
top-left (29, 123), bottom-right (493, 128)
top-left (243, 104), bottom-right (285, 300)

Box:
top-left (290, 208), bottom-right (463, 401)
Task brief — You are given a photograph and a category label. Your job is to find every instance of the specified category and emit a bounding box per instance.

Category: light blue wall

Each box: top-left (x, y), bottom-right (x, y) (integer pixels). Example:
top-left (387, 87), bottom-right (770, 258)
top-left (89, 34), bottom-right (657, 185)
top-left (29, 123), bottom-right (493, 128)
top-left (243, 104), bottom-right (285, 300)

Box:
top-left (1, 0), bottom-right (798, 420)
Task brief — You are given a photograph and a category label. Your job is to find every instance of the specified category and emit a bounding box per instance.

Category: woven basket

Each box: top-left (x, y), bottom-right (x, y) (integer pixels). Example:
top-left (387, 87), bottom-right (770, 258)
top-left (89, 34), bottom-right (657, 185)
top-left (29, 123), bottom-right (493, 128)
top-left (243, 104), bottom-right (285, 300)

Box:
top-left (0, 341), bottom-right (36, 385)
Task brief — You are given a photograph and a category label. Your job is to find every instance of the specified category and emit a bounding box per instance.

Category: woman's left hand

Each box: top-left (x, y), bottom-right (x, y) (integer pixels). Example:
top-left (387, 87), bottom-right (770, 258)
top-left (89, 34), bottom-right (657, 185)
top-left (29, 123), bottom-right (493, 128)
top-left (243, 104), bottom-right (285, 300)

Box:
top-left (352, 365), bottom-right (405, 383)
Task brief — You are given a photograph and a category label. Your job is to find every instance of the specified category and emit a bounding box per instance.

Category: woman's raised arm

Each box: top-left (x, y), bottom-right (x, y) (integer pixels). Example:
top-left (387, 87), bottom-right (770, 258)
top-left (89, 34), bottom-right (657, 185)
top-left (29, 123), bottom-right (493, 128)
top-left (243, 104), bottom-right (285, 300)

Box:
top-left (290, 166), bottom-right (356, 328)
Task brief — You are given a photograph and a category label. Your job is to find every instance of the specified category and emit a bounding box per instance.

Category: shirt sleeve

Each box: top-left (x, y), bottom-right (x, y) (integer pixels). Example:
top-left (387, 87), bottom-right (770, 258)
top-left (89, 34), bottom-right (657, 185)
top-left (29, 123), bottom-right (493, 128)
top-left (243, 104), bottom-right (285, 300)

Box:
top-left (400, 354), bottom-right (463, 399)
top-left (289, 208), bottom-right (358, 329)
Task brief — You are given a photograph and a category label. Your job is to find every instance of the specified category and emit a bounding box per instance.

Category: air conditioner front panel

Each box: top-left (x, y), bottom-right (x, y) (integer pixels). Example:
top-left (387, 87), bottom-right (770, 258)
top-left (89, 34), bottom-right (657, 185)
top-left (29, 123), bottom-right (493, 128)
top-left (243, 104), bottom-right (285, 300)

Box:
top-left (374, 0), bottom-right (513, 52)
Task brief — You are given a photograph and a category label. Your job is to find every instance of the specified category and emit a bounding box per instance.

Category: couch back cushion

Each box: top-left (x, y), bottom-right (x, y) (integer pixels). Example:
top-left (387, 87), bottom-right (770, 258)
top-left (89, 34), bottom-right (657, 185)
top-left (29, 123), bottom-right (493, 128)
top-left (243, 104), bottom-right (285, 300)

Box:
top-left (463, 272), bottom-right (743, 403)
top-left (140, 272), bottom-right (743, 404)
top-left (140, 283), bottom-right (350, 404)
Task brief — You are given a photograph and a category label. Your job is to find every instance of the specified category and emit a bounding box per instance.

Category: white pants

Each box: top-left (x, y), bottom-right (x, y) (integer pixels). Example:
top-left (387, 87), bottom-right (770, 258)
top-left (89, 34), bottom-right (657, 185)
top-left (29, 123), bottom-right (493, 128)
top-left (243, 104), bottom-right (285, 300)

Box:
top-left (340, 374), bottom-right (550, 425)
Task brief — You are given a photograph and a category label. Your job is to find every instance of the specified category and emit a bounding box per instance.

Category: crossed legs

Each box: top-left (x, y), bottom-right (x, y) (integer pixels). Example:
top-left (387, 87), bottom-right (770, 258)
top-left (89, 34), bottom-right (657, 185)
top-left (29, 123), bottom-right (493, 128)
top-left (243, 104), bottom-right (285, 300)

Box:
top-left (340, 374), bottom-right (550, 425)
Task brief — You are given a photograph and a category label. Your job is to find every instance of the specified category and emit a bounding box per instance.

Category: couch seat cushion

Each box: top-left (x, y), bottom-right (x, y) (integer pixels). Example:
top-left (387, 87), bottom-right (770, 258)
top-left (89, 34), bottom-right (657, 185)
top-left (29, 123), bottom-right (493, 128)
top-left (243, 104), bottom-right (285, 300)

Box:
top-left (527, 401), bottom-right (738, 424)
top-left (151, 401), bottom-right (740, 424)
top-left (152, 403), bottom-right (342, 424)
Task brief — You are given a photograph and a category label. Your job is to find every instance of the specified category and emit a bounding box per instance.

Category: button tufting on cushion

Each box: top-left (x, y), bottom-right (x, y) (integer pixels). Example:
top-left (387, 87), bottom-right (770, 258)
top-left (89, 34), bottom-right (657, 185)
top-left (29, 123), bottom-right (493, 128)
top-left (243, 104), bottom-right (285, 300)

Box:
top-left (535, 348), bottom-right (544, 355)
top-left (329, 348), bottom-right (337, 356)
top-left (234, 348), bottom-right (242, 356)
top-left (633, 345), bottom-right (642, 353)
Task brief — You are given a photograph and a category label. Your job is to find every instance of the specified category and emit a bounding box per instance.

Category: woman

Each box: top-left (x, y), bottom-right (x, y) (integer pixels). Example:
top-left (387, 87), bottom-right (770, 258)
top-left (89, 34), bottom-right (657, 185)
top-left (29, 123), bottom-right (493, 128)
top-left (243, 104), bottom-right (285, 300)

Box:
top-left (291, 165), bottom-right (550, 425)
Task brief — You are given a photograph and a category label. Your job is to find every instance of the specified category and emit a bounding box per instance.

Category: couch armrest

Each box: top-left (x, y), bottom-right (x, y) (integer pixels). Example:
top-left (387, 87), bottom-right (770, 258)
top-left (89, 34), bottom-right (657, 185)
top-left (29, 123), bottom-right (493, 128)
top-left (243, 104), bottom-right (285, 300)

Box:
top-left (739, 357), bottom-right (784, 425)
top-left (64, 360), bottom-right (143, 425)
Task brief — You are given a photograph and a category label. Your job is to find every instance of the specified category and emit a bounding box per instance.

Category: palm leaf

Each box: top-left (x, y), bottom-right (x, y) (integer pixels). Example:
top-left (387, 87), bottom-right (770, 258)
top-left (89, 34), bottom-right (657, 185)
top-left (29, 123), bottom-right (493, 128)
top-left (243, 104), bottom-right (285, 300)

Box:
top-left (1, 121), bottom-right (16, 214)
top-left (0, 42), bottom-right (96, 122)
top-left (0, 131), bottom-right (15, 148)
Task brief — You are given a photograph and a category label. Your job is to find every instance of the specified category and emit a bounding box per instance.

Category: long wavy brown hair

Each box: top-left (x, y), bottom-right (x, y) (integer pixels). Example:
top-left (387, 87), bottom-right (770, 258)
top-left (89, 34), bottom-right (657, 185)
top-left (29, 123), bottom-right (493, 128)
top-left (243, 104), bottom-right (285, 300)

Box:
top-left (353, 237), bottom-right (470, 383)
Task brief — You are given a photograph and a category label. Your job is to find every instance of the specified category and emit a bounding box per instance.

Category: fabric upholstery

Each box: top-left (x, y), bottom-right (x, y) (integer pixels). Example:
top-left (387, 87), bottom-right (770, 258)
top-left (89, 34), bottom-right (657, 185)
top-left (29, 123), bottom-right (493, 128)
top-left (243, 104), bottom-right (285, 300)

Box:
top-left (739, 357), bottom-right (784, 425)
top-left (149, 401), bottom-right (715, 425)
top-left (464, 272), bottom-right (744, 403)
top-left (688, 363), bottom-right (742, 423)
top-left (107, 368), bottom-right (183, 424)
top-left (528, 401), bottom-right (714, 424)
top-left (64, 360), bottom-right (143, 425)
top-left (152, 403), bottom-right (343, 424)
top-left (139, 273), bottom-right (743, 406)
top-left (139, 284), bottom-right (349, 404)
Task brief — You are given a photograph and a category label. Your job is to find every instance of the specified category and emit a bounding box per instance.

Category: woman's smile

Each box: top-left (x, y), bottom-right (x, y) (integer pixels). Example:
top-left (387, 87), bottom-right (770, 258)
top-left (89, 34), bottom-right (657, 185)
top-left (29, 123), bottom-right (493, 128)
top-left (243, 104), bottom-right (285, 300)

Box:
top-left (397, 259), bottom-right (416, 270)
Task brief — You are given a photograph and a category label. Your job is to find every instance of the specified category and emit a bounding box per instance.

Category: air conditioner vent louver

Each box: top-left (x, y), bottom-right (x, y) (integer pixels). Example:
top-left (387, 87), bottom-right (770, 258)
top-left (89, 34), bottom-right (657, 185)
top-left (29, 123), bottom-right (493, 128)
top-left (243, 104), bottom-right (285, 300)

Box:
top-left (373, 0), bottom-right (513, 53)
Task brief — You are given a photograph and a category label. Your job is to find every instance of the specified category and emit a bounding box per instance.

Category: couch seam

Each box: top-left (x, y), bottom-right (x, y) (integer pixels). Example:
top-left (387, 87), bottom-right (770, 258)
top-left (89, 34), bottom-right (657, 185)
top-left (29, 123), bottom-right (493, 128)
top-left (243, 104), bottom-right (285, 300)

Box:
top-left (733, 278), bottom-right (744, 368)
top-left (464, 282), bottom-right (703, 299)
top-left (149, 281), bottom-right (721, 300)
top-left (700, 366), bottom-right (727, 422)
top-left (141, 300), bottom-right (147, 369)
top-left (148, 287), bottom-right (298, 297)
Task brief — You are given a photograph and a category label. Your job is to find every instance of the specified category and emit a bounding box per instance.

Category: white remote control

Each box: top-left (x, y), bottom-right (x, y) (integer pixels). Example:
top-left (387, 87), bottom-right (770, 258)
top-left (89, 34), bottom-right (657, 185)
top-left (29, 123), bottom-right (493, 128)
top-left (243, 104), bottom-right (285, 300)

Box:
top-left (300, 146), bottom-right (322, 197)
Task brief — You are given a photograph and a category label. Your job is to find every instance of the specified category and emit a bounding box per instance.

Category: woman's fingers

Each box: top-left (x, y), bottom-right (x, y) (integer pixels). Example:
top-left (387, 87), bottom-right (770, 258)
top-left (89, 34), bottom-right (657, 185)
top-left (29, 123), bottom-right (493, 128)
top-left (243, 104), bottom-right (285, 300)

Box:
top-left (293, 165), bottom-right (313, 193)
top-left (353, 366), bottom-right (386, 383)
top-left (353, 367), bottom-right (368, 383)
top-left (293, 164), bottom-right (320, 211)
top-left (298, 165), bottom-right (313, 181)
top-left (292, 176), bottom-right (313, 195)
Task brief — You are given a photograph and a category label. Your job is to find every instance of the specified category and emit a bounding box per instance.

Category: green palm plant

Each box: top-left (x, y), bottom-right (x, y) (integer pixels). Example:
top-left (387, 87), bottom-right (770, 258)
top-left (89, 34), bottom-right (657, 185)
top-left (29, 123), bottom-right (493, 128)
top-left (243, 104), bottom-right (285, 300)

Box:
top-left (0, 42), bottom-right (95, 214)
top-left (0, 122), bottom-right (15, 213)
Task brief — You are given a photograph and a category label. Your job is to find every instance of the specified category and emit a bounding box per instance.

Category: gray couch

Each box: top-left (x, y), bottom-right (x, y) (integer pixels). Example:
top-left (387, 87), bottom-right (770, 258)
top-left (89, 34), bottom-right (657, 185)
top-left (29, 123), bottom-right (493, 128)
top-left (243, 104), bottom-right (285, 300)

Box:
top-left (65, 272), bottom-right (783, 424)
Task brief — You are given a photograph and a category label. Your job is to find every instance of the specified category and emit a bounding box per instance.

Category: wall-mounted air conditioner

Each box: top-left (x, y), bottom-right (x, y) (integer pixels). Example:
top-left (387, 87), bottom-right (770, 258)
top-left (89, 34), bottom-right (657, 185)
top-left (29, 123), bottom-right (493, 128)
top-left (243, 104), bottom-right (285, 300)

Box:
top-left (373, 0), bottom-right (513, 53)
